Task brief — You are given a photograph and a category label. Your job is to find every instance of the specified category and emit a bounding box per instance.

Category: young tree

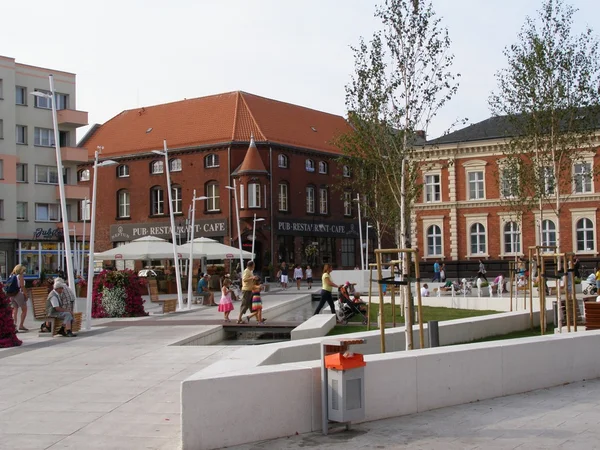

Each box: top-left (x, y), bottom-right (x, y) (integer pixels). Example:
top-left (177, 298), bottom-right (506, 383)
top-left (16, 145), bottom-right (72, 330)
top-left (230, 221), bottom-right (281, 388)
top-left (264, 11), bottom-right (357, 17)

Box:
top-left (338, 0), bottom-right (460, 349)
top-left (490, 0), bottom-right (600, 256)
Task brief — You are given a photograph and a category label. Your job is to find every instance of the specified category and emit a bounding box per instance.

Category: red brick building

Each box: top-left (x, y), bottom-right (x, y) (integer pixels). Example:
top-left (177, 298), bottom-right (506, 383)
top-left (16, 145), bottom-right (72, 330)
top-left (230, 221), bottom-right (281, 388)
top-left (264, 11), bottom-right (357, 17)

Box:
top-left (413, 115), bottom-right (600, 276)
top-left (78, 91), bottom-right (369, 273)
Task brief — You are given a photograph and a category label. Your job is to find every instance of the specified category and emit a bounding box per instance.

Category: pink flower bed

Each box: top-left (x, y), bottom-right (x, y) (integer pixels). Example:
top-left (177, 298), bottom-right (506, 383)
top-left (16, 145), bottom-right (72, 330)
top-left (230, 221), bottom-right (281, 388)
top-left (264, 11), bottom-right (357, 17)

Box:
top-left (0, 283), bottom-right (22, 348)
top-left (91, 269), bottom-right (149, 318)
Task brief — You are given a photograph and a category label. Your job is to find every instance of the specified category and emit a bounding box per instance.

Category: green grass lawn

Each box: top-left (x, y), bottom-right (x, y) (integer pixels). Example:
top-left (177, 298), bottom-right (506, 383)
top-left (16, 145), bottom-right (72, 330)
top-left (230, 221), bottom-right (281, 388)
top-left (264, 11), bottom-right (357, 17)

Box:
top-left (466, 326), bottom-right (554, 344)
top-left (327, 304), bottom-right (500, 336)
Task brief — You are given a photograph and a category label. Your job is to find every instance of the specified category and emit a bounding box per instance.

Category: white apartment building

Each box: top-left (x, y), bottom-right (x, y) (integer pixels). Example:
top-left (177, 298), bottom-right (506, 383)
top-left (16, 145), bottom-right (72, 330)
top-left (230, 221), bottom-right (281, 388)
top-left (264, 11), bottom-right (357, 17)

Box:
top-left (0, 55), bottom-right (89, 279)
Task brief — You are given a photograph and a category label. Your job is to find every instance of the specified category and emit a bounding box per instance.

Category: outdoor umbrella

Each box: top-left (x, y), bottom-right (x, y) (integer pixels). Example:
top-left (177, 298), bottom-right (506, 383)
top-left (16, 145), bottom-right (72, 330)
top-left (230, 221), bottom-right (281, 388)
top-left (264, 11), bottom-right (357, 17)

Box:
top-left (94, 236), bottom-right (186, 261)
top-left (177, 237), bottom-right (254, 260)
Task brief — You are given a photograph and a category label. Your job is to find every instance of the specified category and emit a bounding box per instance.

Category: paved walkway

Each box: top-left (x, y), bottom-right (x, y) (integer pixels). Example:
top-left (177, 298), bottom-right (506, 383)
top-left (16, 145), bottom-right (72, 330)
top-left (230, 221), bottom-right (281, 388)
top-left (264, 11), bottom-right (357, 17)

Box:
top-left (231, 379), bottom-right (600, 450)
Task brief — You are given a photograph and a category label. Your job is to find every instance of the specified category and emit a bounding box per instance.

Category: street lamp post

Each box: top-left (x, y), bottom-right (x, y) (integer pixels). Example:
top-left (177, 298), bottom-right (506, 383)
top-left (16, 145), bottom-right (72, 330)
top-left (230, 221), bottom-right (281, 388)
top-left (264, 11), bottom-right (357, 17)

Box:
top-left (31, 75), bottom-right (76, 295)
top-left (365, 222), bottom-right (373, 269)
top-left (186, 190), bottom-right (208, 309)
top-left (252, 214), bottom-right (265, 262)
top-left (85, 148), bottom-right (116, 330)
top-left (152, 140), bottom-right (184, 310)
top-left (226, 180), bottom-right (244, 273)
top-left (354, 194), bottom-right (364, 270)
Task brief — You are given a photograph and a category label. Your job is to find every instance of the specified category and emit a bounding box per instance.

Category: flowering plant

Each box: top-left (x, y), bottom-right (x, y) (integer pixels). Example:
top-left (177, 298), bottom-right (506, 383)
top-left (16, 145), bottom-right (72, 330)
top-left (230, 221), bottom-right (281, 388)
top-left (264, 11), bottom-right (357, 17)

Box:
top-left (0, 283), bottom-right (22, 348)
top-left (92, 269), bottom-right (148, 318)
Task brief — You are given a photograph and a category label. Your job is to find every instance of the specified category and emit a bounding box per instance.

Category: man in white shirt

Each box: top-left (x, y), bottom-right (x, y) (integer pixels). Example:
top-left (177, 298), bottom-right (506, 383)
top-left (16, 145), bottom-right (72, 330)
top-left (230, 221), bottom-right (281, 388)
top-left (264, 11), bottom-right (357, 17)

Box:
top-left (46, 279), bottom-right (77, 337)
top-left (421, 283), bottom-right (430, 297)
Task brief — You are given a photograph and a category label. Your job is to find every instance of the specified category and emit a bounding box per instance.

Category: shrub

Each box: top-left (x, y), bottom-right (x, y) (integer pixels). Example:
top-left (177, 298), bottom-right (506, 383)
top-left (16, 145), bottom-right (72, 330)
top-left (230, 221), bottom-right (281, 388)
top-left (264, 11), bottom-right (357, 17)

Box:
top-left (92, 269), bottom-right (148, 318)
top-left (0, 283), bottom-right (22, 348)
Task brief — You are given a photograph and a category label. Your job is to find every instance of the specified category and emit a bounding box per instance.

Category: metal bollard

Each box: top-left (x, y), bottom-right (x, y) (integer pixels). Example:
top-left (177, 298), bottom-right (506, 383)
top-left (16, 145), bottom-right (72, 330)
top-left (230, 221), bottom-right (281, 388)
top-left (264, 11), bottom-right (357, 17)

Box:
top-left (428, 320), bottom-right (440, 348)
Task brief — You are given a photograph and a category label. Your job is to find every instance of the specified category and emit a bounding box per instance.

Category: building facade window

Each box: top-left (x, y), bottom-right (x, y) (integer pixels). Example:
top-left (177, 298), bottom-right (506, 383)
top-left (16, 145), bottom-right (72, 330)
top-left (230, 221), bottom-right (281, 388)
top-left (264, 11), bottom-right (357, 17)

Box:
top-left (318, 161), bottom-right (328, 174)
top-left (36, 203), bottom-right (60, 222)
top-left (239, 183), bottom-right (245, 209)
top-left (78, 169), bottom-right (90, 181)
top-left (206, 182), bottom-right (220, 211)
top-left (117, 164), bottom-right (129, 177)
top-left (16, 164), bottom-right (27, 183)
top-left (503, 221), bottom-right (521, 254)
top-left (427, 225), bottom-right (442, 256)
top-left (470, 223), bottom-right (486, 255)
top-left (16, 125), bottom-right (27, 144)
top-left (468, 171), bottom-right (484, 200)
top-left (151, 160), bottom-right (164, 174)
top-left (278, 183), bottom-right (288, 212)
top-left (15, 86), bottom-right (26, 105)
top-left (541, 219), bottom-right (556, 248)
top-left (574, 162), bottom-right (592, 194)
top-left (305, 159), bottom-right (315, 172)
top-left (543, 166), bottom-right (555, 195)
top-left (151, 187), bottom-right (165, 215)
top-left (34, 127), bottom-right (55, 147)
top-left (171, 185), bottom-right (182, 213)
top-left (576, 218), bottom-right (594, 252)
top-left (35, 165), bottom-right (59, 184)
top-left (16, 202), bottom-right (27, 221)
top-left (343, 165), bottom-right (351, 178)
top-left (306, 186), bottom-right (315, 213)
top-left (343, 191), bottom-right (352, 216)
top-left (341, 238), bottom-right (356, 267)
top-left (319, 187), bottom-right (328, 214)
top-left (33, 90), bottom-right (51, 109)
top-left (118, 190), bottom-right (130, 218)
top-left (205, 154), bottom-right (219, 168)
top-left (248, 183), bottom-right (260, 208)
top-left (80, 199), bottom-right (91, 221)
top-left (169, 158), bottom-right (182, 172)
top-left (500, 168), bottom-right (519, 198)
top-left (424, 174), bottom-right (441, 202)
top-left (278, 154), bottom-right (288, 168)
top-left (55, 93), bottom-right (68, 110)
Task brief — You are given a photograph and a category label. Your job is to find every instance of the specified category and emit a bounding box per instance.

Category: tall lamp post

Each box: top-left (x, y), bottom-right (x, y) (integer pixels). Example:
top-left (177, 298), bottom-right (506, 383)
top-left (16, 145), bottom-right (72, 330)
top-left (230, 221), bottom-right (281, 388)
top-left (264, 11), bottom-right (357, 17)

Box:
top-left (354, 194), bottom-right (364, 270)
top-left (365, 222), bottom-right (373, 269)
top-left (252, 214), bottom-right (265, 262)
top-left (152, 140), bottom-right (184, 310)
top-left (226, 181), bottom-right (244, 273)
top-left (31, 76), bottom-right (76, 295)
top-left (85, 147), bottom-right (116, 330)
top-left (186, 190), bottom-right (208, 309)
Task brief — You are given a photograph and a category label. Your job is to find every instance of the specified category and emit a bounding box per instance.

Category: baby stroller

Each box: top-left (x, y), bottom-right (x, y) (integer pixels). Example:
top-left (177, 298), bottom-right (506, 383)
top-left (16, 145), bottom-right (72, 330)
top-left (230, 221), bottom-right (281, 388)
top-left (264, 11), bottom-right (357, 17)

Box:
top-left (336, 285), bottom-right (368, 325)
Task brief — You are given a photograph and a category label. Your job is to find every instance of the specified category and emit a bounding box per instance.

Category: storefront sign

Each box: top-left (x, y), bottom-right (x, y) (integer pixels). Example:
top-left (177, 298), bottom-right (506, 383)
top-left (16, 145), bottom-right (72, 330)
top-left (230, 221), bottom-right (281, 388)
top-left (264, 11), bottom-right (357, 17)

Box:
top-left (276, 219), bottom-right (362, 238)
top-left (32, 228), bottom-right (64, 240)
top-left (110, 219), bottom-right (228, 242)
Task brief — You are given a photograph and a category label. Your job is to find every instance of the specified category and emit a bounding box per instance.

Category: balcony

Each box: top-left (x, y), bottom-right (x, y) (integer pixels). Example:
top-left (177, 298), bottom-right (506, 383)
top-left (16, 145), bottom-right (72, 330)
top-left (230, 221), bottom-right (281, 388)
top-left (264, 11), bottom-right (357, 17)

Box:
top-left (61, 146), bottom-right (89, 163)
top-left (57, 109), bottom-right (88, 128)
top-left (56, 184), bottom-right (90, 200)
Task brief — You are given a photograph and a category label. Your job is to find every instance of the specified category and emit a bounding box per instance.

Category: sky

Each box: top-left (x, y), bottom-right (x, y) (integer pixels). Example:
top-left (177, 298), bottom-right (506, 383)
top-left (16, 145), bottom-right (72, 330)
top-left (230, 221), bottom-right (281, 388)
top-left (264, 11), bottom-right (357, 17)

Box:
top-left (2, 0), bottom-right (599, 141)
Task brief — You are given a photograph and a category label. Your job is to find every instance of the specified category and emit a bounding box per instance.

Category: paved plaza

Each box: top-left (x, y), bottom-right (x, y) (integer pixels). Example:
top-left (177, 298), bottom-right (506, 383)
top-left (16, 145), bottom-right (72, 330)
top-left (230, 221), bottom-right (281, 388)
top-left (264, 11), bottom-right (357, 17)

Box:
top-left (1, 288), bottom-right (599, 449)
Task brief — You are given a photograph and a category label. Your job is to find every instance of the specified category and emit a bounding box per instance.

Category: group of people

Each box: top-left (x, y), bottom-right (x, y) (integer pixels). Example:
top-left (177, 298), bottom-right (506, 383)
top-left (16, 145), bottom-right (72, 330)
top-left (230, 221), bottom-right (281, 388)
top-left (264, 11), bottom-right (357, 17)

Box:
top-left (5, 264), bottom-right (77, 337)
top-left (277, 262), bottom-right (313, 290)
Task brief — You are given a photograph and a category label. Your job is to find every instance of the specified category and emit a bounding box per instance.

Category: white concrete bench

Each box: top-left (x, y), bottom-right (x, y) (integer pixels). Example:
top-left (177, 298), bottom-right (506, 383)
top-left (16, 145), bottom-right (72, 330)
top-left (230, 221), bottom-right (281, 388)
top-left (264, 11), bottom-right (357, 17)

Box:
top-left (290, 314), bottom-right (336, 340)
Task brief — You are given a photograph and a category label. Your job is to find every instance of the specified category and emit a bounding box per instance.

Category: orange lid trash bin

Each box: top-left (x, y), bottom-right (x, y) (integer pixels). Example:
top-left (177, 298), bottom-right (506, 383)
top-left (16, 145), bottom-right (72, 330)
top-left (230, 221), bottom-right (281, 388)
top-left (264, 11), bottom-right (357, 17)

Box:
top-left (324, 353), bottom-right (366, 371)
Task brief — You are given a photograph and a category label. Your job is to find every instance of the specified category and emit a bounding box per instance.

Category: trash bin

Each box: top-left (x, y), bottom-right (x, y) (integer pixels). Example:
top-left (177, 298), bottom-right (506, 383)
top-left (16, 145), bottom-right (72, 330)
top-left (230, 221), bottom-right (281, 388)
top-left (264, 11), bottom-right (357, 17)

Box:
top-left (324, 349), bottom-right (366, 423)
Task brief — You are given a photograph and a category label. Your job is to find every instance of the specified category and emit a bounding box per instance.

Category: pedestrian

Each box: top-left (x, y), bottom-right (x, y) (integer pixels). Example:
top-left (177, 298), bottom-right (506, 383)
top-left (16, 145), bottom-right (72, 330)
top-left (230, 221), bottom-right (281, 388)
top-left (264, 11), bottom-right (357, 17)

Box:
top-left (9, 264), bottom-right (28, 332)
top-left (237, 261), bottom-right (256, 324)
top-left (440, 263), bottom-right (446, 282)
top-left (294, 264), bottom-right (304, 290)
top-left (245, 278), bottom-right (265, 324)
top-left (432, 260), bottom-right (441, 282)
top-left (196, 273), bottom-right (216, 306)
top-left (46, 279), bottom-right (77, 337)
top-left (477, 259), bottom-right (488, 282)
top-left (595, 266), bottom-right (600, 292)
top-left (573, 257), bottom-right (581, 279)
top-left (305, 265), bottom-right (313, 289)
top-left (421, 283), bottom-right (430, 297)
top-left (313, 264), bottom-right (338, 316)
top-left (280, 262), bottom-right (289, 290)
top-left (218, 278), bottom-right (234, 322)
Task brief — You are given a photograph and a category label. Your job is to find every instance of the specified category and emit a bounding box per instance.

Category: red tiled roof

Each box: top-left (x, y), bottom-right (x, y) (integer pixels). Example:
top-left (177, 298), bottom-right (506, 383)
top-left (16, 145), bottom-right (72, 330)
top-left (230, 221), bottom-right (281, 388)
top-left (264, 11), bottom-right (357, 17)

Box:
top-left (81, 91), bottom-right (350, 157)
top-left (235, 136), bottom-right (268, 176)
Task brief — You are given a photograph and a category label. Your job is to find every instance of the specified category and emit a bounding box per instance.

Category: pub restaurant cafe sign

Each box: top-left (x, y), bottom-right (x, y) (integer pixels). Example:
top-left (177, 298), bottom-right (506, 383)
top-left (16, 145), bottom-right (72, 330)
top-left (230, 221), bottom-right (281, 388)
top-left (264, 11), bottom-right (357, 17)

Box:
top-left (110, 219), bottom-right (228, 242)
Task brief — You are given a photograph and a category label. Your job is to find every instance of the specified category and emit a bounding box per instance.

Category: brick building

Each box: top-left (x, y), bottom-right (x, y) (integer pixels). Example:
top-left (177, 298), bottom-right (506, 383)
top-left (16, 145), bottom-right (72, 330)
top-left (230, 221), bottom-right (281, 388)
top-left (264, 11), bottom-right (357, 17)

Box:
top-left (78, 91), bottom-right (370, 273)
top-left (412, 115), bottom-right (600, 277)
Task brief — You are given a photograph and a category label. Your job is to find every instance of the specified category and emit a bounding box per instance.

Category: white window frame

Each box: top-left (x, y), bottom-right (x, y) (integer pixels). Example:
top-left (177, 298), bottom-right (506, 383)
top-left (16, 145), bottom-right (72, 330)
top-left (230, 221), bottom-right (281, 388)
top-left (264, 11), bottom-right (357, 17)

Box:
top-left (501, 220), bottom-right (521, 256)
top-left (34, 89), bottom-right (51, 109)
top-left (151, 160), bottom-right (164, 174)
top-left (462, 159), bottom-right (486, 200)
top-left (278, 183), bottom-right (288, 212)
top-left (424, 172), bottom-right (441, 203)
top-left (343, 165), bottom-right (351, 178)
top-left (541, 219), bottom-right (557, 249)
top-left (248, 183), bottom-right (260, 208)
top-left (464, 213), bottom-right (489, 257)
top-left (319, 188), bottom-right (328, 214)
top-left (16, 125), bottom-right (27, 144)
top-left (16, 201), bottom-right (27, 221)
top-left (571, 208), bottom-right (597, 255)
top-left (573, 160), bottom-right (593, 194)
top-left (318, 161), bottom-right (328, 174)
top-left (172, 185), bottom-right (183, 213)
top-left (81, 199), bottom-right (91, 221)
top-left (55, 93), bottom-right (68, 110)
top-left (278, 154), bottom-right (288, 168)
top-left (78, 169), bottom-right (90, 182)
top-left (422, 216), bottom-right (444, 258)
top-left (35, 165), bottom-right (59, 184)
top-left (151, 187), bottom-right (165, 215)
top-left (205, 154), bottom-right (219, 168)
top-left (343, 191), bottom-right (352, 216)
top-left (306, 186), bottom-right (315, 213)
top-left (305, 159), bottom-right (315, 172)
top-left (16, 163), bottom-right (27, 183)
top-left (206, 182), bottom-right (220, 212)
top-left (169, 158), bottom-right (182, 172)
top-left (543, 166), bottom-right (555, 195)
top-left (118, 190), bottom-right (130, 218)
top-left (15, 86), bottom-right (26, 105)
top-left (117, 164), bottom-right (129, 178)
top-left (34, 127), bottom-right (55, 147)
top-left (35, 203), bottom-right (60, 222)
top-left (239, 184), bottom-right (245, 209)
top-left (498, 160), bottom-right (519, 199)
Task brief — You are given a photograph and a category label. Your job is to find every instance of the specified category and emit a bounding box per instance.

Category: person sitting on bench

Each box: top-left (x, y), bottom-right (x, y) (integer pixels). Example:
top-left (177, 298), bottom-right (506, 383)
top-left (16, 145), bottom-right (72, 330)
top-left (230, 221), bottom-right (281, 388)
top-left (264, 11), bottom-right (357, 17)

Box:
top-left (46, 279), bottom-right (77, 337)
top-left (41, 277), bottom-right (75, 332)
top-left (196, 273), bottom-right (216, 306)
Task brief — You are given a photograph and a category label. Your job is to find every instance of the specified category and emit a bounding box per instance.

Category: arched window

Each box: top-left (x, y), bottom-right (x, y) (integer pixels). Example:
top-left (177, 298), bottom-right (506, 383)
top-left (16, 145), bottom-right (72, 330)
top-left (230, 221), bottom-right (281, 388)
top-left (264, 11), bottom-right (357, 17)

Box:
top-left (169, 158), bottom-right (182, 172)
top-left (319, 187), bottom-right (328, 214)
top-left (318, 161), bottom-right (328, 174)
top-left (248, 183), bottom-right (260, 208)
top-left (78, 169), bottom-right (90, 182)
top-left (205, 154), bottom-right (219, 168)
top-left (206, 181), bottom-right (220, 212)
top-left (427, 225), bottom-right (442, 256)
top-left (117, 189), bottom-right (130, 218)
top-left (306, 186), bottom-right (315, 213)
top-left (470, 223), bottom-right (486, 255)
top-left (576, 218), bottom-right (594, 252)
top-left (278, 154), bottom-right (288, 168)
top-left (117, 164), bottom-right (129, 178)
top-left (305, 159), bottom-right (315, 172)
top-left (541, 220), bottom-right (556, 249)
top-left (343, 165), bottom-right (351, 178)
top-left (151, 160), bottom-right (163, 174)
top-left (343, 191), bottom-right (352, 216)
top-left (171, 185), bottom-right (182, 213)
top-left (150, 186), bottom-right (164, 215)
top-left (278, 182), bottom-right (289, 211)
top-left (504, 221), bottom-right (521, 254)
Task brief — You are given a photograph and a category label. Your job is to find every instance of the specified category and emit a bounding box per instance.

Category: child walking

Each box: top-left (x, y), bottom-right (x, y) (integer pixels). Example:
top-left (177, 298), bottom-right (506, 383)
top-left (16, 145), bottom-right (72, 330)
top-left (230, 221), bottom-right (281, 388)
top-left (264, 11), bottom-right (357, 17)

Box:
top-left (218, 278), bottom-right (234, 322)
top-left (305, 265), bottom-right (313, 290)
top-left (246, 278), bottom-right (265, 324)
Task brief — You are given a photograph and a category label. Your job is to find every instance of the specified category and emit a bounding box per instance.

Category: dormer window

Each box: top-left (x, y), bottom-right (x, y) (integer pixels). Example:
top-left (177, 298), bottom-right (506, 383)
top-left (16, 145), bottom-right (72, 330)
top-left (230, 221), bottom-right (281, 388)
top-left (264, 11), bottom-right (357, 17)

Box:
top-left (278, 154), bottom-right (288, 168)
top-left (151, 160), bottom-right (164, 174)
top-left (169, 158), bottom-right (182, 172)
top-left (205, 154), bottom-right (219, 168)
top-left (318, 161), bottom-right (328, 174)
top-left (117, 164), bottom-right (129, 178)
top-left (305, 159), bottom-right (315, 172)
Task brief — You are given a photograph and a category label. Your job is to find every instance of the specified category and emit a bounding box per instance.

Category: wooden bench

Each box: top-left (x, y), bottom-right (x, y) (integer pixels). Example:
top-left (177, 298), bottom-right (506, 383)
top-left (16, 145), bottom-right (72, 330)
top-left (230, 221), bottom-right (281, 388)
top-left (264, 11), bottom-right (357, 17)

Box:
top-left (584, 301), bottom-right (600, 330)
top-left (148, 279), bottom-right (177, 313)
top-left (31, 287), bottom-right (82, 336)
